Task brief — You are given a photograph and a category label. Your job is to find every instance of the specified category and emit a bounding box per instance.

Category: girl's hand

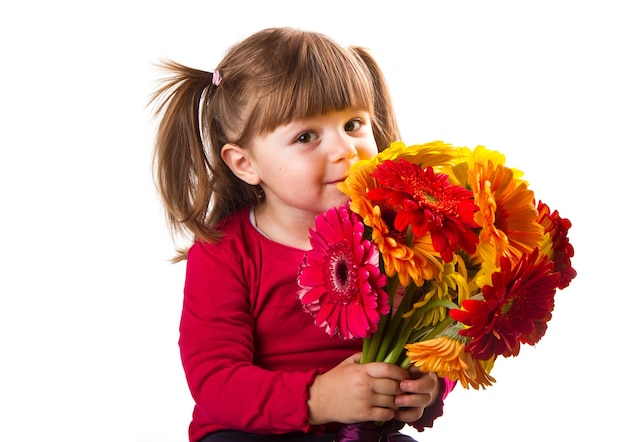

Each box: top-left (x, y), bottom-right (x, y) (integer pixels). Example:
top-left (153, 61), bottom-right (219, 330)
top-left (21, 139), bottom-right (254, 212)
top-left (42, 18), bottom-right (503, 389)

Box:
top-left (308, 353), bottom-right (407, 425)
top-left (393, 368), bottom-right (440, 423)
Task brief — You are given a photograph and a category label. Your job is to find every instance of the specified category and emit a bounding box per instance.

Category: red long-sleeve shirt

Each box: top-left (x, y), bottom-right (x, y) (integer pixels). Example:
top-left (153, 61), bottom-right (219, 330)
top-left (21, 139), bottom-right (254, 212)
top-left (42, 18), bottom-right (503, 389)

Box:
top-left (179, 208), bottom-right (453, 441)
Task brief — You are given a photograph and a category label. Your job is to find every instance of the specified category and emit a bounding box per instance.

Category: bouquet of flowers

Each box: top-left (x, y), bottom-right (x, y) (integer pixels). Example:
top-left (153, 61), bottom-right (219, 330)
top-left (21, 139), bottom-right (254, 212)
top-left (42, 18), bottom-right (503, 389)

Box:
top-left (296, 141), bottom-right (576, 433)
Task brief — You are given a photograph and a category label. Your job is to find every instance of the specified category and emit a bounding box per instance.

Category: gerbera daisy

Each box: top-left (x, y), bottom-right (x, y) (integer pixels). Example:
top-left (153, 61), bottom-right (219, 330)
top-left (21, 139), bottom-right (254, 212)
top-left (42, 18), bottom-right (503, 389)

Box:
top-left (449, 249), bottom-right (560, 360)
top-left (368, 160), bottom-right (479, 262)
top-left (374, 140), bottom-right (464, 169)
top-left (339, 159), bottom-right (442, 287)
top-left (403, 256), bottom-right (470, 329)
top-left (405, 328), bottom-right (496, 390)
top-left (297, 205), bottom-right (389, 340)
top-left (368, 205), bottom-right (443, 287)
top-left (468, 150), bottom-right (545, 273)
top-left (536, 200), bottom-right (577, 289)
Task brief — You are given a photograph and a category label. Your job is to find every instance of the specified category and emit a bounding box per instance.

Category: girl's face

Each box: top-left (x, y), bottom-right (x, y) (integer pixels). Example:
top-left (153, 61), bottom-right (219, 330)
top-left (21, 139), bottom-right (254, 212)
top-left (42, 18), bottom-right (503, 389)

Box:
top-left (249, 108), bottom-right (378, 220)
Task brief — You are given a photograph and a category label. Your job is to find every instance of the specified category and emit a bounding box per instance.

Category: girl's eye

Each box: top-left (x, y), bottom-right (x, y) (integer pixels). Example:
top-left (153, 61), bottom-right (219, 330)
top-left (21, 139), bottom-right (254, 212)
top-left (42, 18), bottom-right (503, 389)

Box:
top-left (296, 132), bottom-right (317, 143)
top-left (345, 119), bottom-right (363, 132)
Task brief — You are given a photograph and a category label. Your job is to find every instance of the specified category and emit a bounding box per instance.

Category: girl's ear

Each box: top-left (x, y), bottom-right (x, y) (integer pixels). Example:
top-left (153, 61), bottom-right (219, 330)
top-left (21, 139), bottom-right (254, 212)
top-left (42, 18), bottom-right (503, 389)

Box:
top-left (220, 143), bottom-right (261, 185)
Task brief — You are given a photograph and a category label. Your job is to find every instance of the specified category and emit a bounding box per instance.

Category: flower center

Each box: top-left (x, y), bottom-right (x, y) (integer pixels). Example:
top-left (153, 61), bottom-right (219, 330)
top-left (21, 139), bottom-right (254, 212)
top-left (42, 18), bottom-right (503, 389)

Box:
top-left (326, 241), bottom-right (358, 305)
top-left (334, 259), bottom-right (349, 285)
top-left (380, 205), bottom-right (408, 243)
top-left (412, 179), bottom-right (457, 215)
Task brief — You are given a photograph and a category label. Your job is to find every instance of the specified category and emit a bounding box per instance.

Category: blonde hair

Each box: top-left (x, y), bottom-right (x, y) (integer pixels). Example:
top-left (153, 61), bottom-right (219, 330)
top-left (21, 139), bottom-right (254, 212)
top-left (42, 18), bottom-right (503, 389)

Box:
top-left (151, 27), bottom-right (400, 259)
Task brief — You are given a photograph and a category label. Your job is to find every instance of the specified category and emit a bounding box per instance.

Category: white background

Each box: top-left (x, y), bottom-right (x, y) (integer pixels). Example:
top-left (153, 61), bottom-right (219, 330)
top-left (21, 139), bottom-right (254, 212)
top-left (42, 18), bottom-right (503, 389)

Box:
top-left (1, 1), bottom-right (623, 441)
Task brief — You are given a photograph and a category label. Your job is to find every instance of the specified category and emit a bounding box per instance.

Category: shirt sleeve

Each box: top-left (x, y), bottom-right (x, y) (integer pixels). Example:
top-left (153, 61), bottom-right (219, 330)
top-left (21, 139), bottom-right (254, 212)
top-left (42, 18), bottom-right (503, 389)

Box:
top-left (180, 240), bottom-right (318, 435)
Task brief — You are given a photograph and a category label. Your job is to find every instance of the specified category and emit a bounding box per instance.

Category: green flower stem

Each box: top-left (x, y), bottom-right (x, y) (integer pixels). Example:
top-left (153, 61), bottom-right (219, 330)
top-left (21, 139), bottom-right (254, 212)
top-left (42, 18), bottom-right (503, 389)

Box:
top-left (361, 313), bottom-right (389, 363)
top-left (421, 316), bottom-right (455, 342)
top-left (375, 282), bottom-right (417, 362)
top-left (383, 320), bottom-right (415, 365)
top-left (385, 275), bottom-right (399, 309)
top-left (361, 336), bottom-right (371, 363)
top-left (361, 275), bottom-right (399, 364)
top-left (399, 355), bottom-right (411, 370)
top-left (382, 298), bottom-right (459, 365)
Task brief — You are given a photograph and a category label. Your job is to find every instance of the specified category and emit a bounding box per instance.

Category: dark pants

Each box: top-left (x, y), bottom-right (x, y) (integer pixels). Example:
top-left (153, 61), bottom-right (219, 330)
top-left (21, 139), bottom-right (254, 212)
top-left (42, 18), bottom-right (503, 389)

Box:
top-left (200, 431), bottom-right (336, 442)
top-left (200, 429), bottom-right (417, 441)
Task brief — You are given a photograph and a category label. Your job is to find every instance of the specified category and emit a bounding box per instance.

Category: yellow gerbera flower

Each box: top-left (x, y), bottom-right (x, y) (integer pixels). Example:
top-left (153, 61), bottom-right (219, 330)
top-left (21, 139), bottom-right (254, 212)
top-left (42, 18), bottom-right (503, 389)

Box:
top-left (403, 255), bottom-right (470, 328)
top-left (374, 140), bottom-right (466, 169)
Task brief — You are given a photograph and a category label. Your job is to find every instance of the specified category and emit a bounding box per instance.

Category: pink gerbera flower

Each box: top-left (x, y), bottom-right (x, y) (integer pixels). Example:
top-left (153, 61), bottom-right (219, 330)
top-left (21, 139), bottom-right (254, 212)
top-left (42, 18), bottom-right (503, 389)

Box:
top-left (297, 205), bottom-right (389, 340)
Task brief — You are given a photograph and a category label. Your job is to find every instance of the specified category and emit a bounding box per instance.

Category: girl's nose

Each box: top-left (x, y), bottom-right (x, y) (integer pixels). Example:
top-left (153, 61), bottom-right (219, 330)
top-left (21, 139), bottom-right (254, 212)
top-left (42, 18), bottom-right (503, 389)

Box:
top-left (328, 132), bottom-right (358, 162)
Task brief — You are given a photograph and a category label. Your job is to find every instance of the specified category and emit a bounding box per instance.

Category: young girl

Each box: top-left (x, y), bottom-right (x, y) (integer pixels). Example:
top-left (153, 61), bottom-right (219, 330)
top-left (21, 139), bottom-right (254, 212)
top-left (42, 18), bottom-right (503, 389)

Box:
top-left (151, 27), bottom-right (454, 442)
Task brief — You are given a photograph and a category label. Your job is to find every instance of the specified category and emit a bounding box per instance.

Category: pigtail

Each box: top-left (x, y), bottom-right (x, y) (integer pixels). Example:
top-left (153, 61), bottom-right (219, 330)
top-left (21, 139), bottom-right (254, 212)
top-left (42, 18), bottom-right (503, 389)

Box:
top-left (150, 60), bottom-right (219, 260)
top-left (350, 47), bottom-right (401, 151)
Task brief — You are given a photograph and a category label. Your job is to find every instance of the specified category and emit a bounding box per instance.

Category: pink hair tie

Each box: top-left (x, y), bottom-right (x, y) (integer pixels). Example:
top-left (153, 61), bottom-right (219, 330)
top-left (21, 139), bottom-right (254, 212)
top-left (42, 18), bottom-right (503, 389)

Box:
top-left (212, 70), bottom-right (222, 86)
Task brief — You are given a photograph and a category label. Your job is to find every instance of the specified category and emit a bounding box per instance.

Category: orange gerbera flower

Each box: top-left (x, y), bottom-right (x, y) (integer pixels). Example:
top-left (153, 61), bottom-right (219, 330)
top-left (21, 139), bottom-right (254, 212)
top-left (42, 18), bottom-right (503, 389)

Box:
top-left (464, 147), bottom-right (545, 283)
top-left (368, 206), bottom-right (442, 286)
top-left (405, 333), bottom-right (496, 390)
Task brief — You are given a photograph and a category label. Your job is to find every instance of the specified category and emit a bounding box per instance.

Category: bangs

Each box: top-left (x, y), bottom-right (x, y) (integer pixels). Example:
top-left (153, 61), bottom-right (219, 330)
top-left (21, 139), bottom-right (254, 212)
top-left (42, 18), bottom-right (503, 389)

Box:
top-left (241, 33), bottom-right (375, 139)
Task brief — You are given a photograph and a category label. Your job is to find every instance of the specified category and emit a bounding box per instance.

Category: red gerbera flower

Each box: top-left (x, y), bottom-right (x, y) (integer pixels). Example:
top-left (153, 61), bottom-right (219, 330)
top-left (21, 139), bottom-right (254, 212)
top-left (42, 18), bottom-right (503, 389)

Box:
top-left (297, 205), bottom-right (389, 340)
top-left (537, 200), bottom-right (577, 289)
top-left (368, 159), bottom-right (479, 262)
top-left (449, 249), bottom-right (560, 360)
